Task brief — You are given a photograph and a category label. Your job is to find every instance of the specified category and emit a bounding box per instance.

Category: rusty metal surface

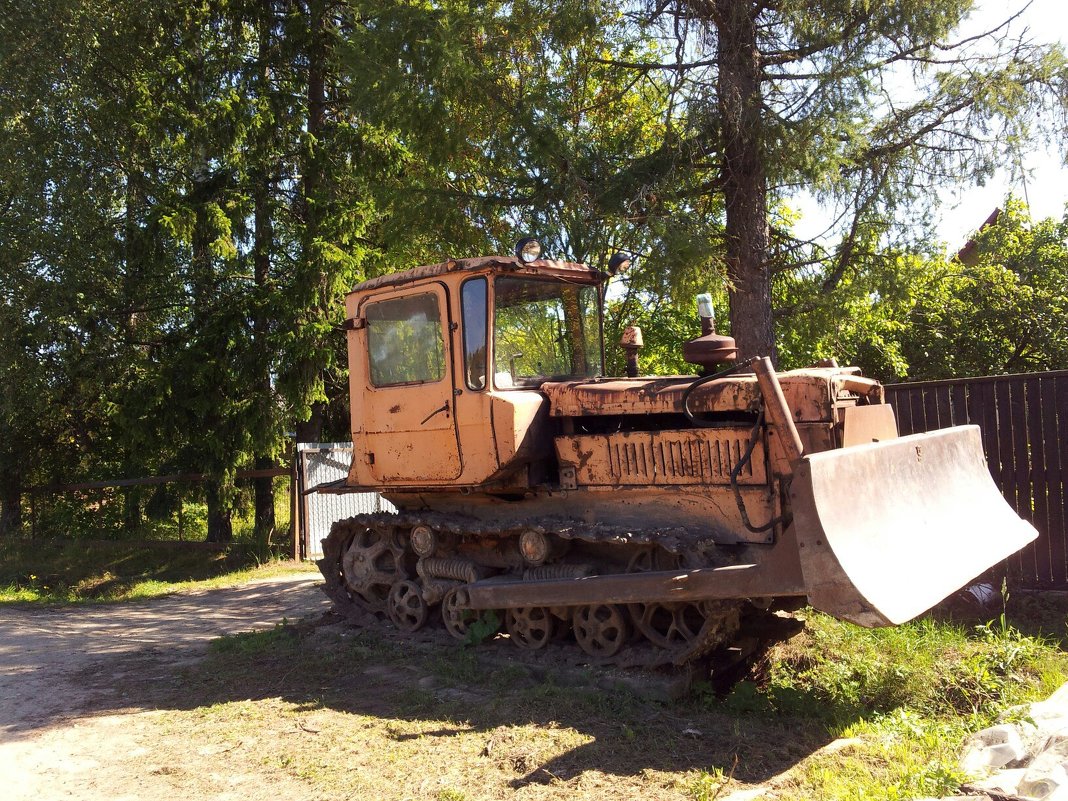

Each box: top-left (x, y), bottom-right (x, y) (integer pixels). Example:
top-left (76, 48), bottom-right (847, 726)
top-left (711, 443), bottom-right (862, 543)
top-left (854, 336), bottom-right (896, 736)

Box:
top-left (542, 368), bottom-right (864, 423)
top-left (317, 512), bottom-right (771, 667)
top-left (354, 284), bottom-right (463, 483)
top-left (349, 256), bottom-right (605, 295)
top-left (329, 253), bottom-right (1038, 672)
top-left (543, 376), bottom-right (760, 417)
top-left (753, 357), bottom-right (804, 467)
top-left (791, 425), bottom-right (1038, 626)
top-left (455, 560), bottom-right (806, 609)
top-left (555, 429), bottom-right (767, 486)
top-left (377, 484), bottom-right (777, 545)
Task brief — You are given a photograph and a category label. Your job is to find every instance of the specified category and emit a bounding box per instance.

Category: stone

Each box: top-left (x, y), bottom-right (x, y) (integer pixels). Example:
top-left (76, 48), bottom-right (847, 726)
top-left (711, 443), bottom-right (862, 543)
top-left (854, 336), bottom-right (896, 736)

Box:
top-left (960, 723), bottom-right (1028, 773)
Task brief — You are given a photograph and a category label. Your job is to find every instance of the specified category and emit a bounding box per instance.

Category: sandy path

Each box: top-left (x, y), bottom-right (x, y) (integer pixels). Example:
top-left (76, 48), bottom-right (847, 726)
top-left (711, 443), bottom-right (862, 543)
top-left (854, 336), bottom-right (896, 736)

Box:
top-left (0, 574), bottom-right (331, 800)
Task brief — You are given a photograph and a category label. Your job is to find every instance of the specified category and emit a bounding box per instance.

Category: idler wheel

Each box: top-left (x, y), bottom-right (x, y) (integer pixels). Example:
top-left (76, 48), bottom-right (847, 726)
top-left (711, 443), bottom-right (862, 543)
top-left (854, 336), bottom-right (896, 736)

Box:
top-left (341, 526), bottom-right (403, 612)
top-left (572, 604), bottom-right (629, 659)
top-left (387, 580), bottom-right (429, 633)
top-left (628, 602), bottom-right (709, 649)
top-left (505, 606), bottom-right (556, 650)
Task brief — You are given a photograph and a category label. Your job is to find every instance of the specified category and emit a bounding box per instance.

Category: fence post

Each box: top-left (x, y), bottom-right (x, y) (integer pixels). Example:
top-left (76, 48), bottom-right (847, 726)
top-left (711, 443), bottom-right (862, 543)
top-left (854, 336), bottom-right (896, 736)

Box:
top-left (290, 451), bottom-right (301, 561)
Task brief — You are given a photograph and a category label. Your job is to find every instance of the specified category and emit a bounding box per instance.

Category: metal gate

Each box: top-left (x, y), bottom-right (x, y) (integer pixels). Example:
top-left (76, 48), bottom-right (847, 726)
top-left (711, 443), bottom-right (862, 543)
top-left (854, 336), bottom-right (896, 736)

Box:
top-left (296, 443), bottom-right (395, 560)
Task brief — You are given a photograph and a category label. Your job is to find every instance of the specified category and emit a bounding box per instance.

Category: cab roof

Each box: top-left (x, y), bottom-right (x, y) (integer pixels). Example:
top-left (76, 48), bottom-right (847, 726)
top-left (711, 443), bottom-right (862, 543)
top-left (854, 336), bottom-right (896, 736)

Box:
top-left (348, 255), bottom-right (607, 297)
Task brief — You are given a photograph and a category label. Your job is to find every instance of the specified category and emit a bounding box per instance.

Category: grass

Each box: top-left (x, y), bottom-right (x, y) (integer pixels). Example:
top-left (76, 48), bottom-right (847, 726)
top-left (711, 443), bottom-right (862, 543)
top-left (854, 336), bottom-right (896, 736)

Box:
top-left (111, 601), bottom-right (1067, 801)
top-left (8, 536), bottom-right (1068, 799)
top-left (718, 609), bottom-right (1068, 800)
top-left (0, 537), bottom-right (316, 604)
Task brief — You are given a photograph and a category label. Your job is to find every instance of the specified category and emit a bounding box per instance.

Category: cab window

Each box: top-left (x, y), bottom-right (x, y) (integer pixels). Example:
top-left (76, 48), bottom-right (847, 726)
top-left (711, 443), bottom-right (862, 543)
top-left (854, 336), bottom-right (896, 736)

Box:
top-left (493, 277), bottom-right (602, 387)
top-left (365, 293), bottom-right (445, 386)
top-left (461, 278), bottom-right (488, 390)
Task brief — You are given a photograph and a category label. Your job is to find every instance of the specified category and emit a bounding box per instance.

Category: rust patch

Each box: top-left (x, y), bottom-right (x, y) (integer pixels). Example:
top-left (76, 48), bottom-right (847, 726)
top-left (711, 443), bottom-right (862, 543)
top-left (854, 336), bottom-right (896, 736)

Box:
top-left (389, 404), bottom-right (401, 414)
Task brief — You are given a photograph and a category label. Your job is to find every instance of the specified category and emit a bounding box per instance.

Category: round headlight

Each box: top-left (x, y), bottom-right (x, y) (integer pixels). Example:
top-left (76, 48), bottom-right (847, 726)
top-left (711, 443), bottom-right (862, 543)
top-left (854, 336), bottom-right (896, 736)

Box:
top-left (514, 237), bottom-right (542, 263)
top-left (607, 251), bottom-right (634, 275)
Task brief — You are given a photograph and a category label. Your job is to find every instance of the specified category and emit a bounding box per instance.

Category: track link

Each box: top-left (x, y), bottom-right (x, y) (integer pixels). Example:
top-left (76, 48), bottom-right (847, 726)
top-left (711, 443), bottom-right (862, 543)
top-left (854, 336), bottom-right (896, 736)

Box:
top-left (318, 512), bottom-right (760, 669)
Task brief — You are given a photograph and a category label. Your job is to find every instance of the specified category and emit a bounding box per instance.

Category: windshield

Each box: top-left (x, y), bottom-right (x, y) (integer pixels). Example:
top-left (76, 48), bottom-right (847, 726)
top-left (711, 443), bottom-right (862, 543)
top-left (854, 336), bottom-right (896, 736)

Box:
top-left (493, 277), bottom-right (602, 387)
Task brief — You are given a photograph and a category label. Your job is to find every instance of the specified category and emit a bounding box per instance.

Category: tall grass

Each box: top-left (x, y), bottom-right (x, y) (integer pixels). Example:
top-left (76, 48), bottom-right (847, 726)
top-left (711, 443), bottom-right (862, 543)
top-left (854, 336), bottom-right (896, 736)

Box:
top-left (721, 610), bottom-right (1068, 800)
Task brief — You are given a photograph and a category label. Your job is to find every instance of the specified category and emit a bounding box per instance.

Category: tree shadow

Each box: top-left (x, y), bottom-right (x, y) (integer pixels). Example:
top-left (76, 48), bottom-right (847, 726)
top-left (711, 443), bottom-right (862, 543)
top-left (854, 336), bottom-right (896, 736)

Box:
top-left (14, 612), bottom-right (859, 788)
top-left (930, 584), bottom-right (1068, 646)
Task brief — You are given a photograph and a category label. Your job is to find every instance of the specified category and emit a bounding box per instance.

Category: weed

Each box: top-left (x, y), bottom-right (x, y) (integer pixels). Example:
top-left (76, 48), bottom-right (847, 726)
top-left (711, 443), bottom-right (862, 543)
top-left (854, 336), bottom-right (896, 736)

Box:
top-left (463, 610), bottom-right (501, 646)
top-left (725, 609), bottom-right (1068, 800)
top-left (689, 765), bottom-right (731, 800)
top-left (210, 624), bottom-right (299, 656)
top-left (487, 664), bottom-right (531, 693)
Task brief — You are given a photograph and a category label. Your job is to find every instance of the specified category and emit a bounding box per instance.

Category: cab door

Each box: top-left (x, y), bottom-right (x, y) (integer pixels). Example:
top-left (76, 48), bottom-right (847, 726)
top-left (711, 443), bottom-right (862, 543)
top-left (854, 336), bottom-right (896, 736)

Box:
top-left (354, 284), bottom-right (462, 483)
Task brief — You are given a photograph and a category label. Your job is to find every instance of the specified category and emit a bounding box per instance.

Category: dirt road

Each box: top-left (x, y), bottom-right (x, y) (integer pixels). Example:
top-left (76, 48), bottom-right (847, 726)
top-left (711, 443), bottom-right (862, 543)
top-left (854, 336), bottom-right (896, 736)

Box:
top-left (0, 574), bottom-right (330, 801)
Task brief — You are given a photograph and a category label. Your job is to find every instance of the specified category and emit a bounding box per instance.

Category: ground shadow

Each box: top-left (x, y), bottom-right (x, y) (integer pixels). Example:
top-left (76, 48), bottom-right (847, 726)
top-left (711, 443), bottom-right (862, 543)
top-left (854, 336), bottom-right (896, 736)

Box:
top-left (10, 609), bottom-right (852, 789)
top-left (931, 584), bottom-right (1068, 644)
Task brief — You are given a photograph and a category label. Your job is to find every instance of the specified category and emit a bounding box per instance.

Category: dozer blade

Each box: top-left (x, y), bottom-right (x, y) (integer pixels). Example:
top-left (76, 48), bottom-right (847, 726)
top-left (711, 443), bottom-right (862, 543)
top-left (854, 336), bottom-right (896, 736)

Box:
top-left (790, 425), bottom-right (1037, 627)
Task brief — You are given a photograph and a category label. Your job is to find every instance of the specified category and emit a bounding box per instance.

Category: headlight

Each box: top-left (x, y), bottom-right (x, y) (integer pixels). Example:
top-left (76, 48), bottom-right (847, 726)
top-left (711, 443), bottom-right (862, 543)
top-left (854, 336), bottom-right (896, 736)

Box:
top-left (514, 238), bottom-right (542, 263)
top-left (607, 252), bottom-right (633, 275)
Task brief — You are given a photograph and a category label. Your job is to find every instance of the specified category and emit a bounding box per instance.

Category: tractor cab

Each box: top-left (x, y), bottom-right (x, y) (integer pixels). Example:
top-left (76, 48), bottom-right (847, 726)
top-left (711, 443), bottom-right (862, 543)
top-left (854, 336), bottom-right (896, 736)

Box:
top-left (343, 253), bottom-right (607, 489)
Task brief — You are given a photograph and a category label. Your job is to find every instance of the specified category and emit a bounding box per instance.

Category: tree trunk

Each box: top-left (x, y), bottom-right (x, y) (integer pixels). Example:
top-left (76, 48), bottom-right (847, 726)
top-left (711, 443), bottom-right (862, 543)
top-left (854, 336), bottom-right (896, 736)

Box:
top-left (253, 457), bottom-right (276, 552)
top-left (715, 0), bottom-right (776, 363)
top-left (295, 403), bottom-right (325, 444)
top-left (252, 160), bottom-right (275, 551)
top-left (192, 183), bottom-right (232, 543)
top-left (123, 487), bottom-right (142, 533)
top-left (252, 16), bottom-right (276, 551)
top-left (0, 471), bottom-right (22, 536)
top-left (205, 481), bottom-right (233, 543)
top-left (294, 0), bottom-right (328, 446)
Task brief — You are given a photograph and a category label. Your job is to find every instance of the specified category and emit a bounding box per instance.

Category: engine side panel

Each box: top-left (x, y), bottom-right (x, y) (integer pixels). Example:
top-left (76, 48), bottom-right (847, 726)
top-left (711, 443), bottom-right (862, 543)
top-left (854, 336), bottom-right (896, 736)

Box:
top-left (555, 429), bottom-right (767, 486)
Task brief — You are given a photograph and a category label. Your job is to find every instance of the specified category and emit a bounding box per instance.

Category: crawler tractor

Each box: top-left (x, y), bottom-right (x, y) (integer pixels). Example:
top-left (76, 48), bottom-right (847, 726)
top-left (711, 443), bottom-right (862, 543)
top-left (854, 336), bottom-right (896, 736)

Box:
top-left (318, 245), bottom-right (1036, 667)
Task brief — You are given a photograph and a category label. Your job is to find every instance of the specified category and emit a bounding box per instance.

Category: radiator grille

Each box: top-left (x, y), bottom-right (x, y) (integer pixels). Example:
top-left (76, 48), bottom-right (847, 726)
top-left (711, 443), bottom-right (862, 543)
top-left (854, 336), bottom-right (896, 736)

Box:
top-left (558, 429), bottom-right (766, 487)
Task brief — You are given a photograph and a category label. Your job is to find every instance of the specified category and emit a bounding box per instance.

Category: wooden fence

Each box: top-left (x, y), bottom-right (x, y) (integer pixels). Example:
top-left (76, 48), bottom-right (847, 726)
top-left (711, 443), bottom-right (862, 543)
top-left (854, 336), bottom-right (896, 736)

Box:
top-left (885, 371), bottom-right (1068, 591)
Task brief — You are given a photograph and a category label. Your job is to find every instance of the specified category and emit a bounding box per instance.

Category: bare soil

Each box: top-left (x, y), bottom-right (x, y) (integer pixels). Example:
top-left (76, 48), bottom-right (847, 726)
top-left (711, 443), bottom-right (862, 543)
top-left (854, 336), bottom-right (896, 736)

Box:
top-left (0, 575), bottom-right (831, 801)
top-left (0, 574), bottom-right (331, 801)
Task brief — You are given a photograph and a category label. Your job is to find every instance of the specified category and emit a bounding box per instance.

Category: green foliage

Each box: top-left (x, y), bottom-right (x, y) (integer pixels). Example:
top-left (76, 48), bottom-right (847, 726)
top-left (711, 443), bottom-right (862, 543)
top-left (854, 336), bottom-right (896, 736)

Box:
top-left (772, 197), bottom-right (1068, 382)
top-left (463, 610), bottom-right (502, 647)
top-left (688, 766), bottom-right (731, 801)
top-left (779, 709), bottom-right (972, 801)
top-left (0, 0), bottom-right (384, 537)
top-left (718, 610), bottom-right (1068, 801)
top-left (773, 244), bottom-right (932, 377)
top-left (900, 198), bottom-right (1068, 379)
top-left (1, 0), bottom-right (1066, 543)
top-left (493, 279), bottom-right (601, 381)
